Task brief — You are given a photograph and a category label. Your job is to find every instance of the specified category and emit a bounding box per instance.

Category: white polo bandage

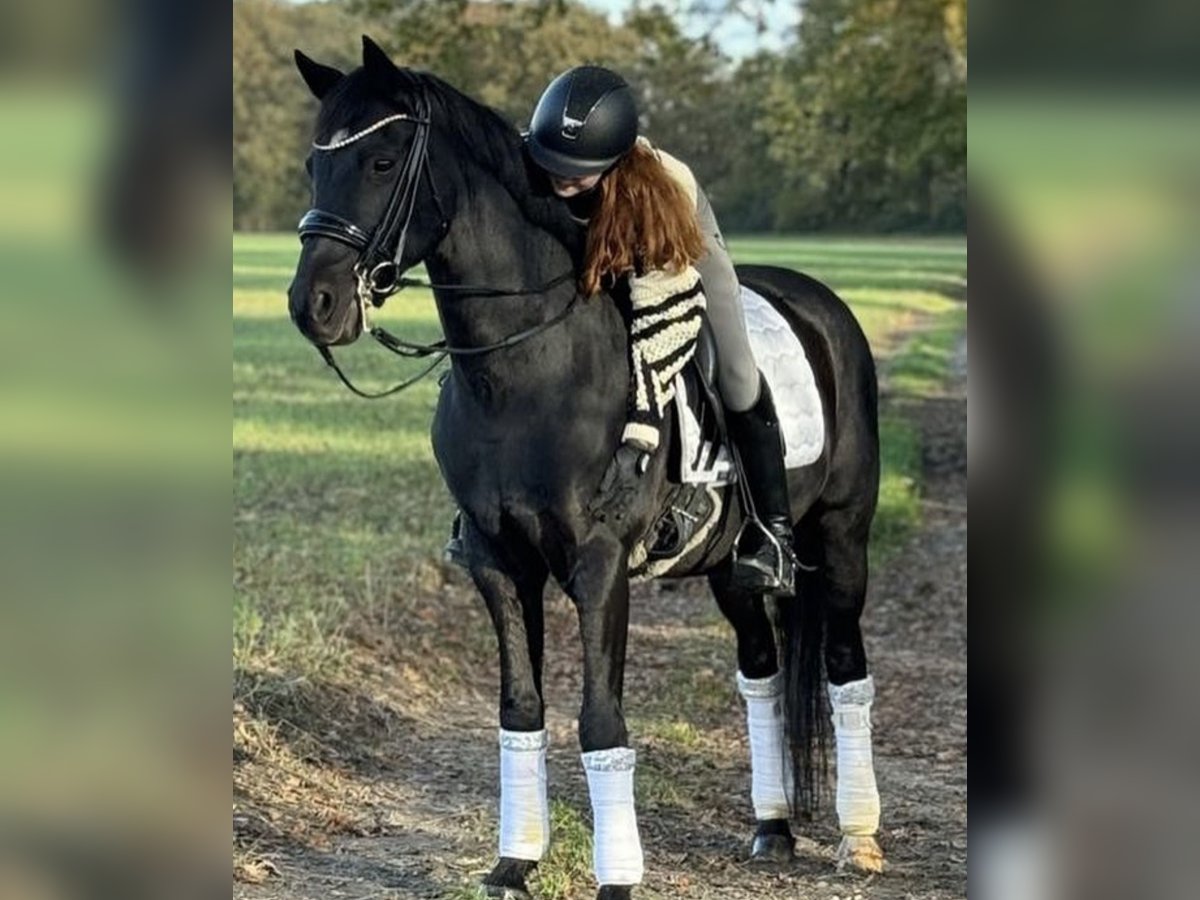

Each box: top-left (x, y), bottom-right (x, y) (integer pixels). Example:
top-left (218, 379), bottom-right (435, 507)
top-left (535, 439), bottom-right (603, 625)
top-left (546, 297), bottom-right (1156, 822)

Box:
top-left (829, 676), bottom-right (881, 836)
top-left (581, 747), bottom-right (644, 885)
top-left (737, 671), bottom-right (793, 820)
top-left (499, 729), bottom-right (550, 860)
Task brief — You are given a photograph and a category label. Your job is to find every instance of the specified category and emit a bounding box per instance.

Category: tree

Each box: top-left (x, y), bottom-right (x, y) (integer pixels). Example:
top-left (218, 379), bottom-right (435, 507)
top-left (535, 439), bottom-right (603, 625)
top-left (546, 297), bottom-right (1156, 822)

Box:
top-left (232, 0), bottom-right (966, 232)
top-left (347, 0), bottom-right (640, 125)
top-left (756, 0), bottom-right (966, 230)
top-left (233, 0), bottom-right (362, 230)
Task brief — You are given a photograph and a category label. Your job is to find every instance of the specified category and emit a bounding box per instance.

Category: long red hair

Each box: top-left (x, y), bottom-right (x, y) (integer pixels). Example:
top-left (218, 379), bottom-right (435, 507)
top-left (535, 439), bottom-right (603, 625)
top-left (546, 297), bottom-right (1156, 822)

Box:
top-left (580, 142), bottom-right (706, 297)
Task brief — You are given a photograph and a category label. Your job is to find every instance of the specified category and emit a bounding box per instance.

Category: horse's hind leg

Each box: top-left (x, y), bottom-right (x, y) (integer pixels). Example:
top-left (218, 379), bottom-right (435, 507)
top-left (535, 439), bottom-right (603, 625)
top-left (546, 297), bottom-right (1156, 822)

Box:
top-left (709, 564), bottom-right (796, 863)
top-left (811, 506), bottom-right (884, 873)
top-left (471, 546), bottom-right (550, 899)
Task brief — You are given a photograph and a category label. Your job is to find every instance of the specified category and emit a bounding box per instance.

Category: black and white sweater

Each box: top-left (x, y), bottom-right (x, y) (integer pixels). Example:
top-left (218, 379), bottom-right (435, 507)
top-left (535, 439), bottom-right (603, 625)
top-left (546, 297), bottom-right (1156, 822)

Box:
top-left (621, 266), bottom-right (706, 451)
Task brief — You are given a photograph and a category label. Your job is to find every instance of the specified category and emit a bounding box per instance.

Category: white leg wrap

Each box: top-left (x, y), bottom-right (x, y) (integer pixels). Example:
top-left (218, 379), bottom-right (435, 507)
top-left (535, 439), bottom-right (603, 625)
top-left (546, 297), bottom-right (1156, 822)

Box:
top-left (498, 729), bottom-right (550, 860)
top-left (737, 671), bottom-right (793, 820)
top-left (829, 676), bottom-right (881, 836)
top-left (582, 747), bottom-right (644, 886)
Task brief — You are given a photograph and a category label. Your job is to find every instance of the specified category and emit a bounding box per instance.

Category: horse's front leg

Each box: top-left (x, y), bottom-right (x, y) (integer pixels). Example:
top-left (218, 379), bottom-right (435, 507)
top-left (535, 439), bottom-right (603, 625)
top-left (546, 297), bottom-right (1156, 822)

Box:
top-left (470, 540), bottom-right (551, 900)
top-left (567, 532), bottom-right (641, 900)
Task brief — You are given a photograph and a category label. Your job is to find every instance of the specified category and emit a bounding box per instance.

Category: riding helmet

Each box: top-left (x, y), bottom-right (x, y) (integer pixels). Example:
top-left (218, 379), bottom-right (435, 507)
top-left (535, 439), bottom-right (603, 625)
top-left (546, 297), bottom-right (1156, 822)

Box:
top-left (526, 66), bottom-right (639, 178)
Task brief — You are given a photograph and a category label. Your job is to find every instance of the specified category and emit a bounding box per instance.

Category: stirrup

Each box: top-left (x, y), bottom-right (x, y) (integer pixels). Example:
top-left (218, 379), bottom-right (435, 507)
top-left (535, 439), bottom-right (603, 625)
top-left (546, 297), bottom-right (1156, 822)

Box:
top-left (731, 517), bottom-right (795, 594)
top-left (443, 514), bottom-right (468, 569)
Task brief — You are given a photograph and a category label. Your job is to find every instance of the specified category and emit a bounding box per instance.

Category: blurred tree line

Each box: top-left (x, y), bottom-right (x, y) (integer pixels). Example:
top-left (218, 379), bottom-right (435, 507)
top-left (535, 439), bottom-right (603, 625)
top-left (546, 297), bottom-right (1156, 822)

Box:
top-left (234, 0), bottom-right (965, 232)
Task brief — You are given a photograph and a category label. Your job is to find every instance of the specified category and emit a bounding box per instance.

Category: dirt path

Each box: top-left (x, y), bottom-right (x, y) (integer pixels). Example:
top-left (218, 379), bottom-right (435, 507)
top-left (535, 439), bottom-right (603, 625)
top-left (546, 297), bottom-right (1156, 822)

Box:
top-left (234, 348), bottom-right (967, 900)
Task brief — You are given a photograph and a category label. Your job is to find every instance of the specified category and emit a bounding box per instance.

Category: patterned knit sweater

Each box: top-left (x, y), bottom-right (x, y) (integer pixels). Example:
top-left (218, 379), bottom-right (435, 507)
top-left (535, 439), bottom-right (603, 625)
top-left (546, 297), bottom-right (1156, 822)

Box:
top-left (619, 139), bottom-right (706, 452)
top-left (621, 266), bottom-right (706, 450)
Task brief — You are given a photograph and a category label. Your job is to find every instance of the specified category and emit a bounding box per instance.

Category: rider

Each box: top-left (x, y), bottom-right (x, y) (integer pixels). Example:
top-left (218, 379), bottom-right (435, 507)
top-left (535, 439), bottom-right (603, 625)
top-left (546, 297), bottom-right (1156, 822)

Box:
top-left (451, 65), bottom-right (796, 594)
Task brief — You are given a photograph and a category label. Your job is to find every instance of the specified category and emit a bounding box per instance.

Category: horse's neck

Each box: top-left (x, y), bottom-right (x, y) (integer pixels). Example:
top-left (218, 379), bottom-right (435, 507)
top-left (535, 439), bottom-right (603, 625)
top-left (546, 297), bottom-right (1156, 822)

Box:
top-left (437, 178), bottom-right (571, 283)
top-left (428, 177), bottom-right (585, 367)
top-left (426, 175), bottom-right (627, 420)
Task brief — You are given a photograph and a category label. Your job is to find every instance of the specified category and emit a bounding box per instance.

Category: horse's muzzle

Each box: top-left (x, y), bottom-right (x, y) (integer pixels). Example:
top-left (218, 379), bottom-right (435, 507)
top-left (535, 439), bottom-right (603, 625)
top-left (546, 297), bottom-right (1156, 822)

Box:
top-left (288, 277), bottom-right (361, 347)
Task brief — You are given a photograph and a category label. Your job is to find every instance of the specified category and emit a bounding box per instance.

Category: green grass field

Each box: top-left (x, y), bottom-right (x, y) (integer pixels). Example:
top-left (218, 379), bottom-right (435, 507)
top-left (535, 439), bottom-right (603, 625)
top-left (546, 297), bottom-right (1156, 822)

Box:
top-left (233, 234), bottom-right (965, 676)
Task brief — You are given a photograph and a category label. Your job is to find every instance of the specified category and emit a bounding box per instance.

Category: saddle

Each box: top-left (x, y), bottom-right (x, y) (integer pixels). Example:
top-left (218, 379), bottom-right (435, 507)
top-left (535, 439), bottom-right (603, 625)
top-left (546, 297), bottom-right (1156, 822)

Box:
top-left (634, 317), bottom-right (728, 573)
top-left (632, 284), bottom-right (826, 577)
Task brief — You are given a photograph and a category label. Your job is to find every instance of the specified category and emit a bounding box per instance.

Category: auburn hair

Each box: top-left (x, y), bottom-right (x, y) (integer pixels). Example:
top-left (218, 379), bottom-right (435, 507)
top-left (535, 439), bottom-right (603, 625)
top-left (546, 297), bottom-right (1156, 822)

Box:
top-left (580, 142), bottom-right (706, 297)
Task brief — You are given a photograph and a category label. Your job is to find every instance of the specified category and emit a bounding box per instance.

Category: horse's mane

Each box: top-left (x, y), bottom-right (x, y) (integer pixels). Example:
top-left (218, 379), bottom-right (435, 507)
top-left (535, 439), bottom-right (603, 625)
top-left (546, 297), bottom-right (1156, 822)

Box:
top-left (317, 68), bottom-right (585, 264)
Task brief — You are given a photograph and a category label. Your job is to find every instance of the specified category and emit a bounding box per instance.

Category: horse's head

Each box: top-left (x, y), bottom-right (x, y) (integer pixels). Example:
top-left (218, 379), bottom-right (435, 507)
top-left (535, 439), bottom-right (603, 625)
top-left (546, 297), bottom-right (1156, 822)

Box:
top-left (288, 37), bottom-right (453, 347)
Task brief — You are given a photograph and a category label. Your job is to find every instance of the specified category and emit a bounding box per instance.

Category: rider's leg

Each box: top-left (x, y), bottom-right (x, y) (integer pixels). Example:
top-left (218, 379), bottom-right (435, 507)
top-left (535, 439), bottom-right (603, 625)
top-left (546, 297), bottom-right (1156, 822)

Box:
top-left (726, 378), bottom-right (796, 593)
top-left (694, 189), bottom-right (795, 593)
top-left (694, 188), bottom-right (759, 411)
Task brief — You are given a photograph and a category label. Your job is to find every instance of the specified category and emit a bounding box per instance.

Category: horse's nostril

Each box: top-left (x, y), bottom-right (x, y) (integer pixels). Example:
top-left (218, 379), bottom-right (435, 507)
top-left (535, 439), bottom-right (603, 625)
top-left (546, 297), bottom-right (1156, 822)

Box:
top-left (314, 289), bottom-right (335, 320)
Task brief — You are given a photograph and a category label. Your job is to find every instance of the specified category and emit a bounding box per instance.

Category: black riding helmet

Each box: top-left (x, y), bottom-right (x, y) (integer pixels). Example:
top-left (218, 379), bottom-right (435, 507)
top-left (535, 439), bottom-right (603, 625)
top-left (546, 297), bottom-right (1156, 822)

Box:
top-left (526, 66), bottom-right (639, 179)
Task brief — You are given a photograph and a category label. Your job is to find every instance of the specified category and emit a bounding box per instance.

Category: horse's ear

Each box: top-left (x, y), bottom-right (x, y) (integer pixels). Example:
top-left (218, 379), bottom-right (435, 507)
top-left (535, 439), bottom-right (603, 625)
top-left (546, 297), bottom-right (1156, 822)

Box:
top-left (294, 50), bottom-right (343, 100)
top-left (361, 35), bottom-right (396, 84)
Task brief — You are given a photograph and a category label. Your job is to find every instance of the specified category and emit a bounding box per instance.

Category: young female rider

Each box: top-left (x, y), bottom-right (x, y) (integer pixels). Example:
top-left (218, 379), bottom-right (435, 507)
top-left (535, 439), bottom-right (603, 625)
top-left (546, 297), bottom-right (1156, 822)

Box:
top-left (454, 65), bottom-right (796, 594)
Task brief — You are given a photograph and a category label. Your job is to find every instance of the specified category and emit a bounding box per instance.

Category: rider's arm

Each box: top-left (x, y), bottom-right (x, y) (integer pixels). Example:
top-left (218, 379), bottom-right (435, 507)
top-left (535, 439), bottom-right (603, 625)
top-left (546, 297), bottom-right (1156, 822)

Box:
top-left (621, 264), bottom-right (706, 452)
top-left (616, 141), bottom-right (707, 452)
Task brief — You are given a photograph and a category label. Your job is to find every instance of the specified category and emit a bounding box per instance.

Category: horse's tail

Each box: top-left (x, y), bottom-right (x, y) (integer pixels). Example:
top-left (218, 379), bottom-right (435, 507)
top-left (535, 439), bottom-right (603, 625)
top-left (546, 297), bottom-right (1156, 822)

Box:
top-left (778, 556), bottom-right (830, 818)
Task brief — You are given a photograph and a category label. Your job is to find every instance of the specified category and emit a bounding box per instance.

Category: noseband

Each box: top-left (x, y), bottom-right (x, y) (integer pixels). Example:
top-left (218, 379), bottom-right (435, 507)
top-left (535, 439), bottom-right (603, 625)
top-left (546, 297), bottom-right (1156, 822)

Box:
top-left (297, 90), bottom-right (578, 398)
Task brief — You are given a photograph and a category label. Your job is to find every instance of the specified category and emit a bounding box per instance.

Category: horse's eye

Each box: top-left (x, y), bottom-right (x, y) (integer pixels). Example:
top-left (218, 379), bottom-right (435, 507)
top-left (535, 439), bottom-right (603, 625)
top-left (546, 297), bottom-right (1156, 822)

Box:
top-left (373, 158), bottom-right (396, 174)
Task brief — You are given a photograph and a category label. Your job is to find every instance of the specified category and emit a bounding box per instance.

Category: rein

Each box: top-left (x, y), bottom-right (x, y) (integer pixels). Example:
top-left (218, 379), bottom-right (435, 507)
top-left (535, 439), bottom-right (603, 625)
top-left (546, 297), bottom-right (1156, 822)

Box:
top-left (316, 283), bottom-right (580, 400)
top-left (298, 91), bottom-right (578, 398)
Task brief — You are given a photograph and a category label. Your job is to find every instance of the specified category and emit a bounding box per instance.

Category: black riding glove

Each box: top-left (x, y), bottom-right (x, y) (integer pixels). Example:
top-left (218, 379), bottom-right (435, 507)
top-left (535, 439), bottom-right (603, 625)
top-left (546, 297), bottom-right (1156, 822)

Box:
top-left (588, 442), bottom-right (652, 524)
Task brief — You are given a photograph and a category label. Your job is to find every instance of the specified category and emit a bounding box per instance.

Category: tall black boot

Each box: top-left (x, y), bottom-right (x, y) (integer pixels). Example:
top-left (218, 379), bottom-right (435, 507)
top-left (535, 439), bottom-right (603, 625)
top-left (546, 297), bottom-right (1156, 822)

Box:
top-left (727, 375), bottom-right (796, 595)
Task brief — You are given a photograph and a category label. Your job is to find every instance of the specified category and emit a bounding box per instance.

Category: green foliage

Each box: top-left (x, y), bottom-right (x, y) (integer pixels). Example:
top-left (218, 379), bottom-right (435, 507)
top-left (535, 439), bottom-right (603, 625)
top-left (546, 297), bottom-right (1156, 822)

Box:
top-left (758, 0), bottom-right (967, 231)
top-left (232, 0), bottom-right (965, 233)
top-left (233, 0), bottom-right (365, 230)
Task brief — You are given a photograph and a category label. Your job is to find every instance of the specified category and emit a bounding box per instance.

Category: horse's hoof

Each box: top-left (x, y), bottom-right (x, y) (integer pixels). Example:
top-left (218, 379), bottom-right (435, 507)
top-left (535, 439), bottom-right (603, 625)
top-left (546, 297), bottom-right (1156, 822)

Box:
top-left (480, 857), bottom-right (536, 899)
top-left (749, 831), bottom-right (796, 864)
top-left (836, 834), bottom-right (884, 873)
top-left (596, 887), bottom-right (633, 900)
top-left (479, 886), bottom-right (532, 900)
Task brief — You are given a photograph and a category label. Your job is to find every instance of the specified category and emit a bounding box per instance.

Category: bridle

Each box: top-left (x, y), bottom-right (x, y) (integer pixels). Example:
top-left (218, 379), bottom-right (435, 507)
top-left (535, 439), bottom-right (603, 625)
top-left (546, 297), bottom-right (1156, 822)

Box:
top-left (297, 88), bottom-right (578, 398)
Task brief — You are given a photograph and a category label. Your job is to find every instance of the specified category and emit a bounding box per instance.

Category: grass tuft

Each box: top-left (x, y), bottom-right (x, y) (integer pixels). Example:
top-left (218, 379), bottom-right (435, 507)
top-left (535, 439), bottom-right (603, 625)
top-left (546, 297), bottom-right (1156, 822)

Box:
top-left (871, 416), bottom-right (925, 564)
top-left (535, 799), bottom-right (594, 900)
top-left (636, 758), bottom-right (691, 810)
top-left (642, 719), bottom-right (702, 748)
top-left (888, 304), bottom-right (967, 398)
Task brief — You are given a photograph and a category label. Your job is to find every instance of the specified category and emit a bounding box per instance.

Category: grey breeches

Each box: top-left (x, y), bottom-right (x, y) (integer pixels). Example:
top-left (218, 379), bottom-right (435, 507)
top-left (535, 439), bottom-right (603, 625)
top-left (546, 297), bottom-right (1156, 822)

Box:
top-left (695, 187), bottom-right (761, 413)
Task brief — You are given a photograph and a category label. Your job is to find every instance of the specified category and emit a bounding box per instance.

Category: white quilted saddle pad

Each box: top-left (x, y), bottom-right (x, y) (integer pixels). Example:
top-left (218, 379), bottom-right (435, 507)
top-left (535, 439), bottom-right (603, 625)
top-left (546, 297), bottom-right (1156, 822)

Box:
top-left (742, 284), bottom-right (825, 467)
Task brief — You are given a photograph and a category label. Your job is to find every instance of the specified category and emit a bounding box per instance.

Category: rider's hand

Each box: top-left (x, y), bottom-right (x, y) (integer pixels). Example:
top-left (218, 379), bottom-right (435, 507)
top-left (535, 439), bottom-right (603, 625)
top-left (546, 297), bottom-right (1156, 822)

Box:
top-left (588, 442), bottom-right (652, 524)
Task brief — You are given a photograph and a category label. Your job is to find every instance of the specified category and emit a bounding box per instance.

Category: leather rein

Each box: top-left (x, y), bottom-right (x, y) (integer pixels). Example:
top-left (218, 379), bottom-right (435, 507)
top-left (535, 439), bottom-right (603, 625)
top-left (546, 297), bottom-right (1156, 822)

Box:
top-left (297, 90), bottom-right (578, 399)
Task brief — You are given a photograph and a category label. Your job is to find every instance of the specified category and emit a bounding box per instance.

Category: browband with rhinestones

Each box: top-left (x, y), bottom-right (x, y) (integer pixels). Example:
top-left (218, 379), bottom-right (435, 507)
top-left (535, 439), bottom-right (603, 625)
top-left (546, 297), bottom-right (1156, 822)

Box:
top-left (312, 113), bottom-right (427, 151)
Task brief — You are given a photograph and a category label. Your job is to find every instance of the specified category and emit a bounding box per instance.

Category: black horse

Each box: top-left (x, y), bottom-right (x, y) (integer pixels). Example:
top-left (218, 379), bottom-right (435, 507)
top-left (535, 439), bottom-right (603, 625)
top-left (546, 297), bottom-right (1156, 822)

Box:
top-left (289, 37), bottom-right (883, 900)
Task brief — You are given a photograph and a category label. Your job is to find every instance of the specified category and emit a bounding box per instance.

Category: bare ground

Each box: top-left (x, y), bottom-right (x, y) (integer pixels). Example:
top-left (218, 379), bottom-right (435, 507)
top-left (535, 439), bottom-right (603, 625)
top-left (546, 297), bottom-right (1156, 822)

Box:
top-left (234, 345), bottom-right (966, 900)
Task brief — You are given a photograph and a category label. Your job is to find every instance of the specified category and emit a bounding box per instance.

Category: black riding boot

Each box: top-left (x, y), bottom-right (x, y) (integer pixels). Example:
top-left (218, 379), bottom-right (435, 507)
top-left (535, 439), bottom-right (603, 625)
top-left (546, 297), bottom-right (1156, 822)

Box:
top-left (727, 376), bottom-right (796, 595)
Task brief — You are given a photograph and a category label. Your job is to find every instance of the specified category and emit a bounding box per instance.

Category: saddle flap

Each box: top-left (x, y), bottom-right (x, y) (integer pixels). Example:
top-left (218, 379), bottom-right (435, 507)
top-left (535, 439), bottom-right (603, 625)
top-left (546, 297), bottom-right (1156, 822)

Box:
top-left (669, 365), bottom-right (737, 486)
top-left (693, 316), bottom-right (718, 389)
